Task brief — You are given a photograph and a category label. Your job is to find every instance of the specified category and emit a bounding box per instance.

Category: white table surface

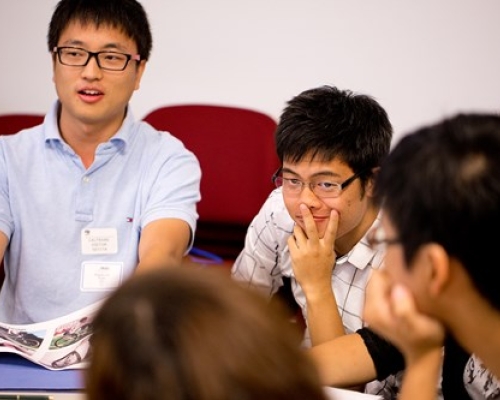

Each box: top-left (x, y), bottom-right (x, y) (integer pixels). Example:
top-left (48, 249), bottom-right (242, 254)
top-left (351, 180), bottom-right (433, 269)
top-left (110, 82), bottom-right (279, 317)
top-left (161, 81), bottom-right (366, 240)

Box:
top-left (324, 387), bottom-right (383, 400)
top-left (0, 391), bottom-right (85, 400)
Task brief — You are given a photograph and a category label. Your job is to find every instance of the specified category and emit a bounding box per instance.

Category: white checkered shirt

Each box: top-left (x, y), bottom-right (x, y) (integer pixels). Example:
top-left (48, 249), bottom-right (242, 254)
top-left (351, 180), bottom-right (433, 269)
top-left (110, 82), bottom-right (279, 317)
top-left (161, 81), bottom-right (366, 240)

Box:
top-left (231, 188), bottom-right (385, 345)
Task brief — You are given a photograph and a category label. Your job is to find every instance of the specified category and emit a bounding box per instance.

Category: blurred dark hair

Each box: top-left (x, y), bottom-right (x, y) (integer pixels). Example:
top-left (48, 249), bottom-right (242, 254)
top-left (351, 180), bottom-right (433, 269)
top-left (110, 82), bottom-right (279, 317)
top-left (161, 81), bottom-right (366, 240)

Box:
top-left (375, 113), bottom-right (500, 309)
top-left (86, 267), bottom-right (327, 400)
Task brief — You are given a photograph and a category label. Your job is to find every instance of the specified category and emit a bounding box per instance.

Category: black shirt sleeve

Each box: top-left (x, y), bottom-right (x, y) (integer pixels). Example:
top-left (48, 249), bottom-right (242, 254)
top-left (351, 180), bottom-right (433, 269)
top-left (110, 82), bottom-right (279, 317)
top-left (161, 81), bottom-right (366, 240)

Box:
top-left (442, 335), bottom-right (470, 399)
top-left (356, 327), bottom-right (405, 381)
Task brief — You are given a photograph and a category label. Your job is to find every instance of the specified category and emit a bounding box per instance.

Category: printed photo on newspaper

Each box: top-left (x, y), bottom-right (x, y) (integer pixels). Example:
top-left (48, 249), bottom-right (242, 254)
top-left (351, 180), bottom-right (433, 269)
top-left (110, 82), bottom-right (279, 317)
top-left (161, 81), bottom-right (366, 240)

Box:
top-left (0, 300), bottom-right (103, 370)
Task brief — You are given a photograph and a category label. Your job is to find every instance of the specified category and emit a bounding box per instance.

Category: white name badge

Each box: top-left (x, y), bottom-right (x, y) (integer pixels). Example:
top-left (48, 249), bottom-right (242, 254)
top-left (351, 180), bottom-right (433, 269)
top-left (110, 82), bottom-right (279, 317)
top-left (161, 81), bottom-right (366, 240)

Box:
top-left (81, 228), bottom-right (118, 255)
top-left (81, 262), bottom-right (123, 292)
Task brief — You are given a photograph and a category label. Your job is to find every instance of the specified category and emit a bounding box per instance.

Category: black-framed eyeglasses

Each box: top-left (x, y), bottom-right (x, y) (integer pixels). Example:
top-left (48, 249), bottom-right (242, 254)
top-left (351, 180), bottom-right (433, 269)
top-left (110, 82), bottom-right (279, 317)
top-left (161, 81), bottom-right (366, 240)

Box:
top-left (271, 168), bottom-right (364, 198)
top-left (366, 225), bottom-right (400, 252)
top-left (53, 46), bottom-right (141, 71)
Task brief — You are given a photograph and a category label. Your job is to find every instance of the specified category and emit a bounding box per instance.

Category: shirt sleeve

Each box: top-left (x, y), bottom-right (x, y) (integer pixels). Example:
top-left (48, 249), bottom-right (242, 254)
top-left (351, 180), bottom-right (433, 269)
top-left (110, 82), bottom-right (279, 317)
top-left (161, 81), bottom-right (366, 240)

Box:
top-left (356, 327), bottom-right (405, 381)
top-left (231, 189), bottom-right (292, 297)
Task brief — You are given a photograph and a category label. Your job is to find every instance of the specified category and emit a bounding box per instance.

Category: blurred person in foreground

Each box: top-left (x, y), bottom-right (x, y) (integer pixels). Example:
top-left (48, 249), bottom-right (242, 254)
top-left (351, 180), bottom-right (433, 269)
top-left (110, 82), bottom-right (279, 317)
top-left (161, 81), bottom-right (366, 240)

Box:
top-left (363, 113), bottom-right (500, 399)
top-left (86, 266), bottom-right (329, 400)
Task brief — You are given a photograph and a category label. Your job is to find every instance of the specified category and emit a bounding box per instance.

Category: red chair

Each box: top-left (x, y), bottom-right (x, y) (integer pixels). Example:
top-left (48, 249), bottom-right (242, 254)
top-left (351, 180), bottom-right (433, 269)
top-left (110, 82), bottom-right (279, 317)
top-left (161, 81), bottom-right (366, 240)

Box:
top-left (0, 113), bottom-right (44, 135)
top-left (143, 104), bottom-right (279, 259)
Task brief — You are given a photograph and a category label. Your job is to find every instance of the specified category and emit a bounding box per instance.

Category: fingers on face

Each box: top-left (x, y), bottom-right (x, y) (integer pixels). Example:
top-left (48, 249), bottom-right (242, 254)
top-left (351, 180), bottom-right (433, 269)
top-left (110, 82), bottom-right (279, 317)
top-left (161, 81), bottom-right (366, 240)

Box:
top-left (299, 204), bottom-right (316, 234)
top-left (324, 209), bottom-right (339, 243)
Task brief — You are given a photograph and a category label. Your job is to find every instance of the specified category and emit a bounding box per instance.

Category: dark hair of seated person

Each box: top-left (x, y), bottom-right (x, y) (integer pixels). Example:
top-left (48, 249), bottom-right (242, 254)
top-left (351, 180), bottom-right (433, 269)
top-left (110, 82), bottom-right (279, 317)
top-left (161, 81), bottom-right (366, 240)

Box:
top-left (85, 266), bottom-right (328, 400)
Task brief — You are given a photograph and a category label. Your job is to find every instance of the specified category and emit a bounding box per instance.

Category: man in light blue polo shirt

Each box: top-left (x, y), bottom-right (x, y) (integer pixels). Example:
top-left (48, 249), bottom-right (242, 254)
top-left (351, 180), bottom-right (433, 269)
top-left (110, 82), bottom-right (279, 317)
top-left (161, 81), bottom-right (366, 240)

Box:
top-left (0, 0), bottom-right (201, 324)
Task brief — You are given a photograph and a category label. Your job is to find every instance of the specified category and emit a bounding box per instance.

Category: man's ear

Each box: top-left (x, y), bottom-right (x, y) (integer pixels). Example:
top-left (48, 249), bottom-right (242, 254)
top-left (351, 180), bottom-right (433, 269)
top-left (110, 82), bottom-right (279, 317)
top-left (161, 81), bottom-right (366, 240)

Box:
top-left (365, 167), bottom-right (380, 197)
top-left (421, 243), bottom-right (450, 297)
top-left (134, 60), bottom-right (147, 91)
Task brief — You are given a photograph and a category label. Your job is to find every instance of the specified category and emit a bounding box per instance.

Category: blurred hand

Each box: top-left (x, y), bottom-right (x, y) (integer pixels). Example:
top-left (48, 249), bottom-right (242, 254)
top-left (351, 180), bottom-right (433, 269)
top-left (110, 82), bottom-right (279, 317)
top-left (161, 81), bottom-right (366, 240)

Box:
top-left (363, 270), bottom-right (445, 363)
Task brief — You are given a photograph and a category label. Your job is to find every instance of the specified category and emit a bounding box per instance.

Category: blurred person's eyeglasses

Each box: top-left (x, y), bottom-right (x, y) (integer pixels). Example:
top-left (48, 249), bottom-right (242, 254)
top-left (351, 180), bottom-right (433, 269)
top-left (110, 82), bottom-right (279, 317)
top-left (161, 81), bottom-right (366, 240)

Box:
top-left (366, 224), bottom-right (400, 252)
top-left (52, 47), bottom-right (141, 71)
top-left (272, 168), bottom-right (364, 198)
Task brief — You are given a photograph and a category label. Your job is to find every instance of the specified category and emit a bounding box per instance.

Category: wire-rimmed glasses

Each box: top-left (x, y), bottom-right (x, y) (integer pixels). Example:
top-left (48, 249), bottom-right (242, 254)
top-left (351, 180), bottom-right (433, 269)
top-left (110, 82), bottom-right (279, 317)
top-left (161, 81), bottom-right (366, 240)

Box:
top-left (272, 168), bottom-right (364, 198)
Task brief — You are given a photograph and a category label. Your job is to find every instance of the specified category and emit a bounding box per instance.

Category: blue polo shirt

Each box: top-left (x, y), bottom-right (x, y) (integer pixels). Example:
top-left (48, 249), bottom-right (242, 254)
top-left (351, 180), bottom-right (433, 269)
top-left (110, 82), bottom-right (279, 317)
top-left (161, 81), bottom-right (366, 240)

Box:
top-left (0, 101), bottom-right (201, 324)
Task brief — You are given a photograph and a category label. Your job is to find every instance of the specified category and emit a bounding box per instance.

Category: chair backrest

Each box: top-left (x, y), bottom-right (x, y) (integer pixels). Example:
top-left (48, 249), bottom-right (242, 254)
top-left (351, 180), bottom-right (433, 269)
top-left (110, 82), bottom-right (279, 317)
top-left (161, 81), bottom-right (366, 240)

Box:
top-left (0, 113), bottom-right (44, 135)
top-left (143, 104), bottom-right (279, 225)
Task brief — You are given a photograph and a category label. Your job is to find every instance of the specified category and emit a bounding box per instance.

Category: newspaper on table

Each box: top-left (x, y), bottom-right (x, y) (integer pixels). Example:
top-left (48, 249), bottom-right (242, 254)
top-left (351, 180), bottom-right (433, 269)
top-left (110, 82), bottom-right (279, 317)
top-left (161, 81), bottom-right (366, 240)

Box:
top-left (0, 300), bottom-right (104, 370)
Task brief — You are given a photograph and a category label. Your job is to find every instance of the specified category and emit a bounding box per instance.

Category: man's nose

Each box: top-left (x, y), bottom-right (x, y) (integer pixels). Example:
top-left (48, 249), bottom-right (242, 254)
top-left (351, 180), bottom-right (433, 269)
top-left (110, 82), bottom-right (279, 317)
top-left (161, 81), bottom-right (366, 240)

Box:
top-left (298, 183), bottom-right (321, 204)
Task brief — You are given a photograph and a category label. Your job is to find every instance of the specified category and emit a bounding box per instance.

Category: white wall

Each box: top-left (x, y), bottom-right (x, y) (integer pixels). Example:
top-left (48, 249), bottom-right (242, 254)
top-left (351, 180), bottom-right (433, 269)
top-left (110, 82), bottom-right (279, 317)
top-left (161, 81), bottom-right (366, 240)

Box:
top-left (1, 0), bottom-right (499, 143)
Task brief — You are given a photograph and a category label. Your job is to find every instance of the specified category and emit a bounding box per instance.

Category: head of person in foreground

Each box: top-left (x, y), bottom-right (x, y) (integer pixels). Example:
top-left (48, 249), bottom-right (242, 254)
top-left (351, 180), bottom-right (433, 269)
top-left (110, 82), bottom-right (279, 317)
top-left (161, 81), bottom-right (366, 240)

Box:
top-left (85, 267), bottom-right (328, 400)
top-left (373, 113), bottom-right (500, 312)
